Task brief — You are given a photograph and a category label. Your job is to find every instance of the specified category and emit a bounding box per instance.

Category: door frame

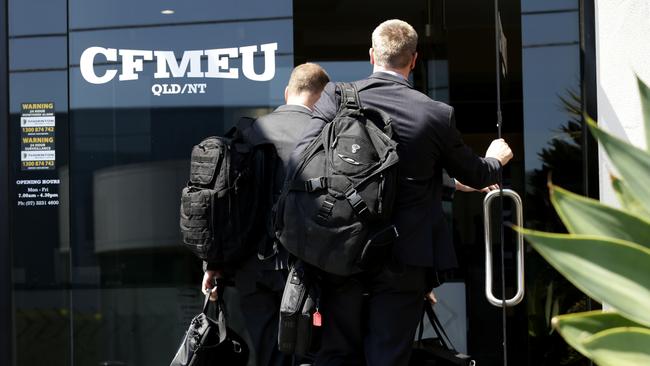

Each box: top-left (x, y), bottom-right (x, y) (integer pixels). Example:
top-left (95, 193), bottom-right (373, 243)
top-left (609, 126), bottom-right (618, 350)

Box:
top-left (1, 0), bottom-right (14, 363)
top-left (579, 0), bottom-right (599, 200)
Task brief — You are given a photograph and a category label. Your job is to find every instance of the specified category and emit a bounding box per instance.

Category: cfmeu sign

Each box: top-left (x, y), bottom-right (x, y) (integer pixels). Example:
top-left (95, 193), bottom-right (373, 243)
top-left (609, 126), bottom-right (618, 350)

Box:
top-left (79, 42), bottom-right (278, 95)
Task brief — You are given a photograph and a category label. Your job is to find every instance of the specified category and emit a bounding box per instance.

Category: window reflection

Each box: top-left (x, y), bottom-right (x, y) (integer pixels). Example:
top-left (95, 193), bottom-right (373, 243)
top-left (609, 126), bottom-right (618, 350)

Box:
top-left (309, 61), bottom-right (370, 82)
top-left (9, 0), bottom-right (70, 364)
top-left (9, 37), bottom-right (67, 71)
top-left (6, 0), bottom-right (593, 364)
top-left (9, 0), bottom-right (66, 36)
top-left (521, 2), bottom-right (590, 365)
top-left (64, 1), bottom-right (294, 364)
top-left (69, 0), bottom-right (292, 29)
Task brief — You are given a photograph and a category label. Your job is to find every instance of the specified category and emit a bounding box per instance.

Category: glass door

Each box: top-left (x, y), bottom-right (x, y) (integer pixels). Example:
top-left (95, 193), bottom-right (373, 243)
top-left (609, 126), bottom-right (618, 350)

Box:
top-left (295, 0), bottom-right (592, 365)
top-left (6, 0), bottom-right (594, 364)
top-left (434, 1), bottom-right (528, 363)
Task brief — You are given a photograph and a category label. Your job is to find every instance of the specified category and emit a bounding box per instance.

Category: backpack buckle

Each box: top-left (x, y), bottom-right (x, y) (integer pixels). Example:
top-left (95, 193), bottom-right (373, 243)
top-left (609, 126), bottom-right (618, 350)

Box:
top-left (316, 196), bottom-right (336, 224)
top-left (345, 188), bottom-right (370, 219)
top-left (305, 177), bottom-right (327, 192)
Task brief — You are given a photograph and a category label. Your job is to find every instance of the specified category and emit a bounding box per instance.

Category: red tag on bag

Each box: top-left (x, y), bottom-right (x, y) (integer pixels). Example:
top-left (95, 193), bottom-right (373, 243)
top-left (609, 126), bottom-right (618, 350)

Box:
top-left (313, 311), bottom-right (322, 327)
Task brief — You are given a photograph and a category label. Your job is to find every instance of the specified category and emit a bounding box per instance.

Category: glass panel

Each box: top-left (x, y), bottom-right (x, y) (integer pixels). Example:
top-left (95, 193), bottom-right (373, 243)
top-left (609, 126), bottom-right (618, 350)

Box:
top-left (309, 61), bottom-right (371, 82)
top-left (67, 1), bottom-right (292, 365)
top-left (9, 37), bottom-right (67, 71)
top-left (8, 0), bottom-right (70, 365)
top-left (293, 0), bottom-right (519, 362)
top-left (9, 0), bottom-right (67, 36)
top-left (6, 0), bottom-right (594, 364)
top-left (69, 0), bottom-right (292, 29)
top-left (521, 2), bottom-right (592, 365)
top-left (427, 59), bottom-right (450, 103)
top-left (522, 12), bottom-right (579, 47)
top-left (521, 0), bottom-right (578, 14)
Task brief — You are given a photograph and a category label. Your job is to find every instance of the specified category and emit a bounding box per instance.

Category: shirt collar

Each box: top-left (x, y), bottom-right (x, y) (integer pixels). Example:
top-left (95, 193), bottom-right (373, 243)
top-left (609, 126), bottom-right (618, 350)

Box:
top-left (369, 71), bottom-right (414, 89)
top-left (292, 103), bottom-right (312, 112)
top-left (277, 103), bottom-right (312, 113)
top-left (375, 69), bottom-right (407, 80)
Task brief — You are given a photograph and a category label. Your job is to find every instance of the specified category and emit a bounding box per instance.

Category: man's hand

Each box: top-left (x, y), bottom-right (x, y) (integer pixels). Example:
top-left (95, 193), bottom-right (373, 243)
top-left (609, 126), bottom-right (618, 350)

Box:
top-left (479, 184), bottom-right (500, 193)
top-left (485, 138), bottom-right (513, 166)
top-left (201, 270), bottom-right (223, 302)
top-left (426, 290), bottom-right (438, 305)
top-left (455, 180), bottom-right (500, 193)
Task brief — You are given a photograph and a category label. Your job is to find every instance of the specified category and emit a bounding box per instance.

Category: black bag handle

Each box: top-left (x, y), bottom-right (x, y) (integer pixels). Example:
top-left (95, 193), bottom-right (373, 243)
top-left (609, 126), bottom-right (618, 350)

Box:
top-left (337, 82), bottom-right (362, 110)
top-left (420, 301), bottom-right (458, 353)
top-left (202, 278), bottom-right (231, 343)
top-left (202, 278), bottom-right (229, 314)
top-left (417, 308), bottom-right (426, 341)
top-left (335, 82), bottom-right (394, 138)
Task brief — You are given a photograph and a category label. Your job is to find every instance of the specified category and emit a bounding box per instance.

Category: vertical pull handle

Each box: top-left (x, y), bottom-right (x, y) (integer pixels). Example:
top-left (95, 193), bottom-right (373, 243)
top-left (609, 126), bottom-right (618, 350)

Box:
top-left (483, 189), bottom-right (524, 307)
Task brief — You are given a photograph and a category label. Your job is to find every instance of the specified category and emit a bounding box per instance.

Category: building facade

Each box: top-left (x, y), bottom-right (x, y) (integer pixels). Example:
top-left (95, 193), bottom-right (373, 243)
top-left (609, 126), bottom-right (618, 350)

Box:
top-left (0, 0), bottom-right (616, 365)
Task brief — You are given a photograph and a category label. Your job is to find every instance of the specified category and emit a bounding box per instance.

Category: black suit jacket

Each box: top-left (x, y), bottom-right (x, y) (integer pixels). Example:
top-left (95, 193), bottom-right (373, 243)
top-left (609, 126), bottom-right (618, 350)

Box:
top-left (293, 72), bottom-right (501, 269)
top-left (251, 104), bottom-right (314, 188)
top-left (205, 104), bottom-right (313, 272)
top-left (250, 104), bottom-right (315, 269)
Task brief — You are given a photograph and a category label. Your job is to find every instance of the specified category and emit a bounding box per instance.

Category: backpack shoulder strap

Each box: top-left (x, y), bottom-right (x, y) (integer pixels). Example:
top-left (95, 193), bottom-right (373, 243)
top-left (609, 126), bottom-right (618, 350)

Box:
top-left (225, 116), bottom-right (257, 140)
top-left (336, 82), bottom-right (362, 111)
top-left (235, 116), bottom-right (256, 132)
top-left (258, 145), bottom-right (281, 261)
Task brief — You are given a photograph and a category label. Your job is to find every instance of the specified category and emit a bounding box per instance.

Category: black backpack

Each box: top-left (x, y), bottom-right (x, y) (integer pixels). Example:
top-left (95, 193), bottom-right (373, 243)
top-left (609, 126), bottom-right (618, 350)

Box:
top-left (275, 82), bottom-right (400, 276)
top-left (180, 117), bottom-right (275, 265)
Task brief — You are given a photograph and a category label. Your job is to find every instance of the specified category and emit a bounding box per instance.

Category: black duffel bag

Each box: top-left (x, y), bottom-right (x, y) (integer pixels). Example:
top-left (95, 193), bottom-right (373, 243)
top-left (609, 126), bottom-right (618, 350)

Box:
top-left (170, 283), bottom-right (249, 366)
top-left (410, 302), bottom-right (475, 366)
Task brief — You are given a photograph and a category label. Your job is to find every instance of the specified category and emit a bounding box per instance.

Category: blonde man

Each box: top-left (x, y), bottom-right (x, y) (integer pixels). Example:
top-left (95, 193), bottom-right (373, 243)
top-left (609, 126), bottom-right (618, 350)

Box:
top-left (294, 20), bottom-right (512, 366)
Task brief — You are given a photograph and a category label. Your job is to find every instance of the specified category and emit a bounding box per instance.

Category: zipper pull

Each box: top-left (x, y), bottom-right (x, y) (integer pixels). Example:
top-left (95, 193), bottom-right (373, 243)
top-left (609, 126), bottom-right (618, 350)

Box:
top-left (331, 136), bottom-right (339, 149)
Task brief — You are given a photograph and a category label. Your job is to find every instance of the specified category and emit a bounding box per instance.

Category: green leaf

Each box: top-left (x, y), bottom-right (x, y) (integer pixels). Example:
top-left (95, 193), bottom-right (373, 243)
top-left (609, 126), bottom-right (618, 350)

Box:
top-left (552, 311), bottom-right (643, 357)
top-left (587, 117), bottom-right (650, 215)
top-left (611, 175), bottom-right (650, 217)
top-left (637, 76), bottom-right (650, 151)
top-left (545, 282), bottom-right (554, 328)
top-left (550, 184), bottom-right (650, 248)
top-left (517, 228), bottom-right (650, 327)
top-left (584, 327), bottom-right (650, 366)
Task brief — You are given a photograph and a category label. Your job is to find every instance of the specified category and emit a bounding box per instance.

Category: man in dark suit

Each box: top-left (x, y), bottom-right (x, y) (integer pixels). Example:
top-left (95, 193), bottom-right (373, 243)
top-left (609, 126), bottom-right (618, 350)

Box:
top-left (294, 20), bottom-right (513, 366)
top-left (201, 63), bottom-right (330, 366)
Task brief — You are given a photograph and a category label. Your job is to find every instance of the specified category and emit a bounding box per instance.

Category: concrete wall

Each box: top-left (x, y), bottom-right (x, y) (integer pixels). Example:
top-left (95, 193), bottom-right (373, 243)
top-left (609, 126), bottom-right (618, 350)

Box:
top-left (595, 1), bottom-right (650, 205)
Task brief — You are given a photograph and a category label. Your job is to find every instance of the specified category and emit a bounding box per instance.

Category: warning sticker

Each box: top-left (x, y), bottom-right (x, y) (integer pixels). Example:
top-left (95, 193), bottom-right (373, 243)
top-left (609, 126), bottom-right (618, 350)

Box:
top-left (20, 102), bottom-right (56, 171)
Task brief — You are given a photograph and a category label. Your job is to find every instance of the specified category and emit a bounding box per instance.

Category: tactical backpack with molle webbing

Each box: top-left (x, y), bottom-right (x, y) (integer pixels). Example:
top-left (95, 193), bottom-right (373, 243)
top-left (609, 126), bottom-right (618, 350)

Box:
top-left (275, 82), bottom-right (400, 276)
top-left (179, 117), bottom-right (278, 265)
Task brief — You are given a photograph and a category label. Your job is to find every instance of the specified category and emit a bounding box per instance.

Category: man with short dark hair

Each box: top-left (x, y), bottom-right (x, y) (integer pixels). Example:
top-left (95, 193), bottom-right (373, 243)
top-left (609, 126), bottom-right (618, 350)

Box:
top-left (201, 63), bottom-right (330, 366)
top-left (294, 19), bottom-right (513, 366)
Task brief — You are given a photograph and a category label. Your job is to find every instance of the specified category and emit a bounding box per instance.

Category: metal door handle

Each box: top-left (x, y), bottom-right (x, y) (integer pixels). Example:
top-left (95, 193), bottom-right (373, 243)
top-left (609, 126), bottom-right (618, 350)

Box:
top-left (483, 189), bottom-right (524, 307)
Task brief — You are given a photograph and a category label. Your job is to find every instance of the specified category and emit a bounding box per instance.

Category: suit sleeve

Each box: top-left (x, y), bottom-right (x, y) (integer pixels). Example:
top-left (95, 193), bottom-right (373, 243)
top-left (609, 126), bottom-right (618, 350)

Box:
top-left (440, 108), bottom-right (502, 188)
top-left (203, 261), bottom-right (220, 272)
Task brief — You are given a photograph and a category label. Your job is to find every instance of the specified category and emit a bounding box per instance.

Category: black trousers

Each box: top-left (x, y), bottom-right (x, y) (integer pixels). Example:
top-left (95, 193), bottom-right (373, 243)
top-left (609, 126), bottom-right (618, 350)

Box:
top-left (235, 258), bottom-right (292, 366)
top-left (315, 265), bottom-right (429, 366)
